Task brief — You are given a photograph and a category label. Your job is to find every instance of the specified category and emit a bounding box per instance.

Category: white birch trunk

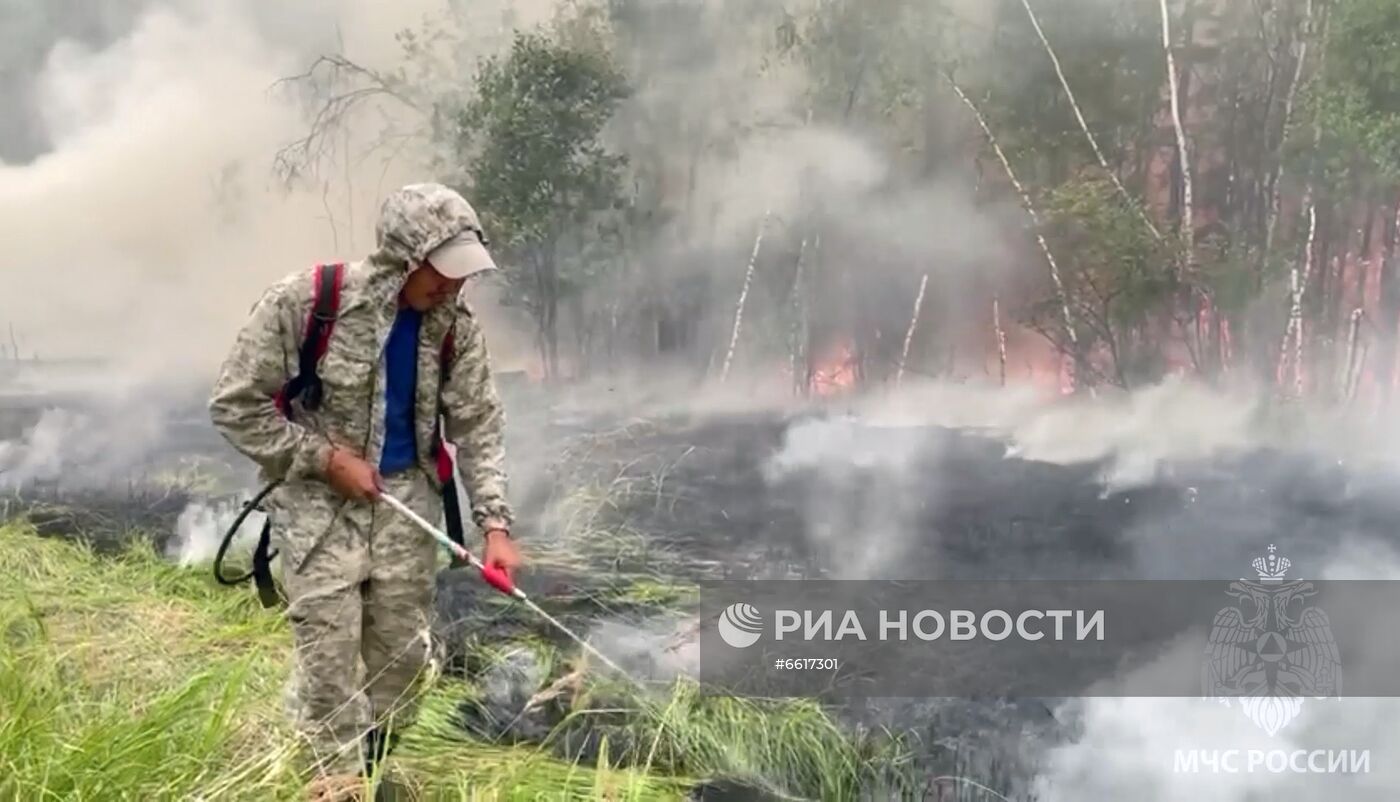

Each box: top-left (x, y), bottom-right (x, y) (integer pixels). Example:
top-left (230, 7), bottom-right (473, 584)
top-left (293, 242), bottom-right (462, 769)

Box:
top-left (1344, 307), bottom-right (1364, 400)
top-left (896, 274), bottom-right (930, 388)
top-left (1279, 201), bottom-right (1316, 395)
top-left (720, 208), bottom-right (770, 383)
top-left (1265, 0), bottom-right (1319, 264)
top-left (1295, 206), bottom-right (1318, 397)
top-left (1020, 0), bottom-right (1160, 240)
top-left (947, 76), bottom-right (1081, 389)
top-left (994, 296), bottom-right (1009, 386)
top-left (789, 236), bottom-right (808, 396)
top-left (1160, 0), bottom-right (1195, 270)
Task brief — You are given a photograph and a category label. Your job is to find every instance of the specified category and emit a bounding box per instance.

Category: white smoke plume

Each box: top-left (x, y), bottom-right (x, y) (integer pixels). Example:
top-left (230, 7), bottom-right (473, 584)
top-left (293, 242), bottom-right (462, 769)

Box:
top-left (0, 0), bottom-right (545, 381)
top-left (168, 496), bottom-right (264, 566)
top-left (586, 615), bottom-right (698, 683)
top-left (0, 0), bottom-right (1016, 400)
top-left (0, 401), bottom-right (169, 489)
top-left (845, 374), bottom-right (1368, 491)
top-left (762, 414), bottom-right (934, 579)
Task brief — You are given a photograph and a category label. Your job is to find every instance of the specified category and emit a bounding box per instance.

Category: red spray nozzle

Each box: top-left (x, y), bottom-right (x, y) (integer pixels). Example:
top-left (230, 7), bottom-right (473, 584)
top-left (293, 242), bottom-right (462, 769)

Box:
top-left (480, 562), bottom-right (518, 596)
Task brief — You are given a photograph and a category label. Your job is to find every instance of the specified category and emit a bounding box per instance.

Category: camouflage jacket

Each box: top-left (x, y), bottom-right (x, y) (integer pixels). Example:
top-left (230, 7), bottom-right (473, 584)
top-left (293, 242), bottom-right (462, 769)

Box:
top-left (208, 184), bottom-right (513, 550)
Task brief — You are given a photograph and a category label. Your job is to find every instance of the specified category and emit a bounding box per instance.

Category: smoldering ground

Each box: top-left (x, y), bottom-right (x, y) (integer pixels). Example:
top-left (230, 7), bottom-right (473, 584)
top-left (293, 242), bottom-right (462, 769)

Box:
top-left (410, 379), bottom-right (1400, 799)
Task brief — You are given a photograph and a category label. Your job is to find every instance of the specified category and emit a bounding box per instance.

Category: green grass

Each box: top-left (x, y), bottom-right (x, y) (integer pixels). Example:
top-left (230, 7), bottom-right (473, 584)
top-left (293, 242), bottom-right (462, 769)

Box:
top-left (0, 520), bottom-right (904, 801)
top-left (0, 522), bottom-right (688, 800)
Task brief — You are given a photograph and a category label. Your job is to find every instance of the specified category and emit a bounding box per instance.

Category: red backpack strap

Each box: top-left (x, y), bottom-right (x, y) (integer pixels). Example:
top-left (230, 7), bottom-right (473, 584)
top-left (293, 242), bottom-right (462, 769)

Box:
top-left (275, 263), bottom-right (344, 419)
top-left (441, 327), bottom-right (456, 379)
top-left (435, 319), bottom-right (469, 557)
top-left (305, 263), bottom-right (344, 362)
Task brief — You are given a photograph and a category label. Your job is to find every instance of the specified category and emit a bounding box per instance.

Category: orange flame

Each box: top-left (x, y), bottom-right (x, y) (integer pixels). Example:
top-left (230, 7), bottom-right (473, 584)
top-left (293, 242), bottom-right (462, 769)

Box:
top-left (809, 339), bottom-right (858, 396)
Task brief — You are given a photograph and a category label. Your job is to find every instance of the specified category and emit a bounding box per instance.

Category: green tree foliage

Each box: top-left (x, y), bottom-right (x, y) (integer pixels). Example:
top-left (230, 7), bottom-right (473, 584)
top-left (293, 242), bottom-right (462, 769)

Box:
top-left (978, 0), bottom-right (1165, 193)
top-left (1030, 172), bottom-right (1175, 387)
top-left (1303, 0), bottom-right (1400, 188)
top-left (1288, 0), bottom-right (1400, 397)
top-left (447, 27), bottom-right (630, 379)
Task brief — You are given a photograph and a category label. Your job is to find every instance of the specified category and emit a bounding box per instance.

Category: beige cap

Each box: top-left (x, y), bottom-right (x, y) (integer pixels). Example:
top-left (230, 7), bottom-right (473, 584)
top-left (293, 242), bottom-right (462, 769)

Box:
top-left (425, 229), bottom-right (497, 279)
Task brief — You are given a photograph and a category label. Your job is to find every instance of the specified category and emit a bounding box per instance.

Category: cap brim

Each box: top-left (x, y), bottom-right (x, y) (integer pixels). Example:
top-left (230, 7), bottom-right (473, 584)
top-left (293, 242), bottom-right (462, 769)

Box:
top-left (426, 236), bottom-right (498, 280)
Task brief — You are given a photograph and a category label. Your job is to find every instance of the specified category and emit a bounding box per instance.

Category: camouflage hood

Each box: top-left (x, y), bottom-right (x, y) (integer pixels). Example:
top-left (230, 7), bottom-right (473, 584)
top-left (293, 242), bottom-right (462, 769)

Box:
top-left (372, 182), bottom-right (487, 267)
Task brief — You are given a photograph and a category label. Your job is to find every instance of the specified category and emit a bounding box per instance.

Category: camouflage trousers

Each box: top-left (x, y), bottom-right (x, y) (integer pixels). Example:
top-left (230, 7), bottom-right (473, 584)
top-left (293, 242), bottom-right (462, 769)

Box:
top-left (275, 469), bottom-right (442, 776)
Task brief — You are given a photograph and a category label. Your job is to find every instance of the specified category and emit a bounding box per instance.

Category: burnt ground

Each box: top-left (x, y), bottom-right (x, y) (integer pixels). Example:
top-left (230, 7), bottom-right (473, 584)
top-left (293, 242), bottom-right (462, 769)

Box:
top-left (495, 407), bottom-right (1395, 584)
top-left (427, 404), bottom-right (1400, 799)
top-left (0, 386), bottom-right (253, 553)
top-left (7, 388), bottom-right (1400, 798)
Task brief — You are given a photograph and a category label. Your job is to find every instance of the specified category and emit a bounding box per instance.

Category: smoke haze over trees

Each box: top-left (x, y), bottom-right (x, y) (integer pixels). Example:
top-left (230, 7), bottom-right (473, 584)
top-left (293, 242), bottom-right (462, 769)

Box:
top-left (3, 0), bottom-right (1398, 407)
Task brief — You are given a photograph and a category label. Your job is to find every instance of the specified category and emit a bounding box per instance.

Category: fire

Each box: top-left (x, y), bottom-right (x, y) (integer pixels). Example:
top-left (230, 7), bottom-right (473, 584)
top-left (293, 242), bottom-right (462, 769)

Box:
top-left (809, 339), bottom-right (858, 396)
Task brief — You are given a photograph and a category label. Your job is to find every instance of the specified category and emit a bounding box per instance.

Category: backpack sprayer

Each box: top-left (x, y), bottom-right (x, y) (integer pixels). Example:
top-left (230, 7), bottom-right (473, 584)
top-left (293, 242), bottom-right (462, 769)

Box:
top-left (213, 262), bottom-right (644, 690)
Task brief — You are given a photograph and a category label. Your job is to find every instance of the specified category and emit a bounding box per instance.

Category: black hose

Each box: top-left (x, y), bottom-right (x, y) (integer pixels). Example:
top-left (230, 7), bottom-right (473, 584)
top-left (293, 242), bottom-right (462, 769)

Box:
top-left (213, 480), bottom-right (280, 585)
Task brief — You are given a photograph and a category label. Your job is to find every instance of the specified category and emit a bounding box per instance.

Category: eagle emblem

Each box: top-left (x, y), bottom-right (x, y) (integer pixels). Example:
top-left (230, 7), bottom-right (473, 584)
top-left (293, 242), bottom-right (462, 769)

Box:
top-left (1202, 545), bottom-right (1341, 736)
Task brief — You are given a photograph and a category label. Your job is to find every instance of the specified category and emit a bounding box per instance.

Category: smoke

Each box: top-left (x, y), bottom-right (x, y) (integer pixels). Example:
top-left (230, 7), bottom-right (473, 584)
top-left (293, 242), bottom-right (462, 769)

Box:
top-left (696, 125), bottom-right (888, 243)
top-left (586, 615), bottom-right (698, 683)
top-left (762, 414), bottom-right (935, 579)
top-left (850, 375), bottom-right (1284, 491)
top-left (756, 377), bottom-right (1256, 581)
top-left (0, 397), bottom-right (173, 489)
top-left (0, 0), bottom-right (567, 519)
top-left (1, 0), bottom-right (1013, 396)
top-left (573, 0), bottom-right (1021, 389)
top-left (0, 408), bottom-right (83, 486)
top-left (0, 0), bottom-right (545, 381)
top-left (168, 496), bottom-right (263, 565)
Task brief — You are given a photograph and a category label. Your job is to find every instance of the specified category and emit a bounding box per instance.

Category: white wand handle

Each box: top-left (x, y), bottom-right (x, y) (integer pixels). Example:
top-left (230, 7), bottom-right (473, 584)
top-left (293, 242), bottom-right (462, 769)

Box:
top-left (378, 491), bottom-right (525, 600)
top-left (379, 492), bottom-right (476, 565)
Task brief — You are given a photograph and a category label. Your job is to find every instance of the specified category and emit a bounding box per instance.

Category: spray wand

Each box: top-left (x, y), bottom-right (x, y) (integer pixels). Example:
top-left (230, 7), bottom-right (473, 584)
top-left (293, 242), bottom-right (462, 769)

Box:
top-left (377, 492), bottom-right (643, 689)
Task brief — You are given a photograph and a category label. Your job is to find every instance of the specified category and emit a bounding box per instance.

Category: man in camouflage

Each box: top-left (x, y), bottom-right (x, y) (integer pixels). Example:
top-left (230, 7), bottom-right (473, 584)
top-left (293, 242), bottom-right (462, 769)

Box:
top-left (209, 183), bottom-right (522, 800)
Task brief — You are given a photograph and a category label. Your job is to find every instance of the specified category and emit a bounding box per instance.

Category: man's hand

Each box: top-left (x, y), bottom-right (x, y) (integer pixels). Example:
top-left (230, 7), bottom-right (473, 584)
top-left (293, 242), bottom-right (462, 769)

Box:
top-left (482, 527), bottom-right (521, 574)
top-left (325, 446), bottom-right (382, 501)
